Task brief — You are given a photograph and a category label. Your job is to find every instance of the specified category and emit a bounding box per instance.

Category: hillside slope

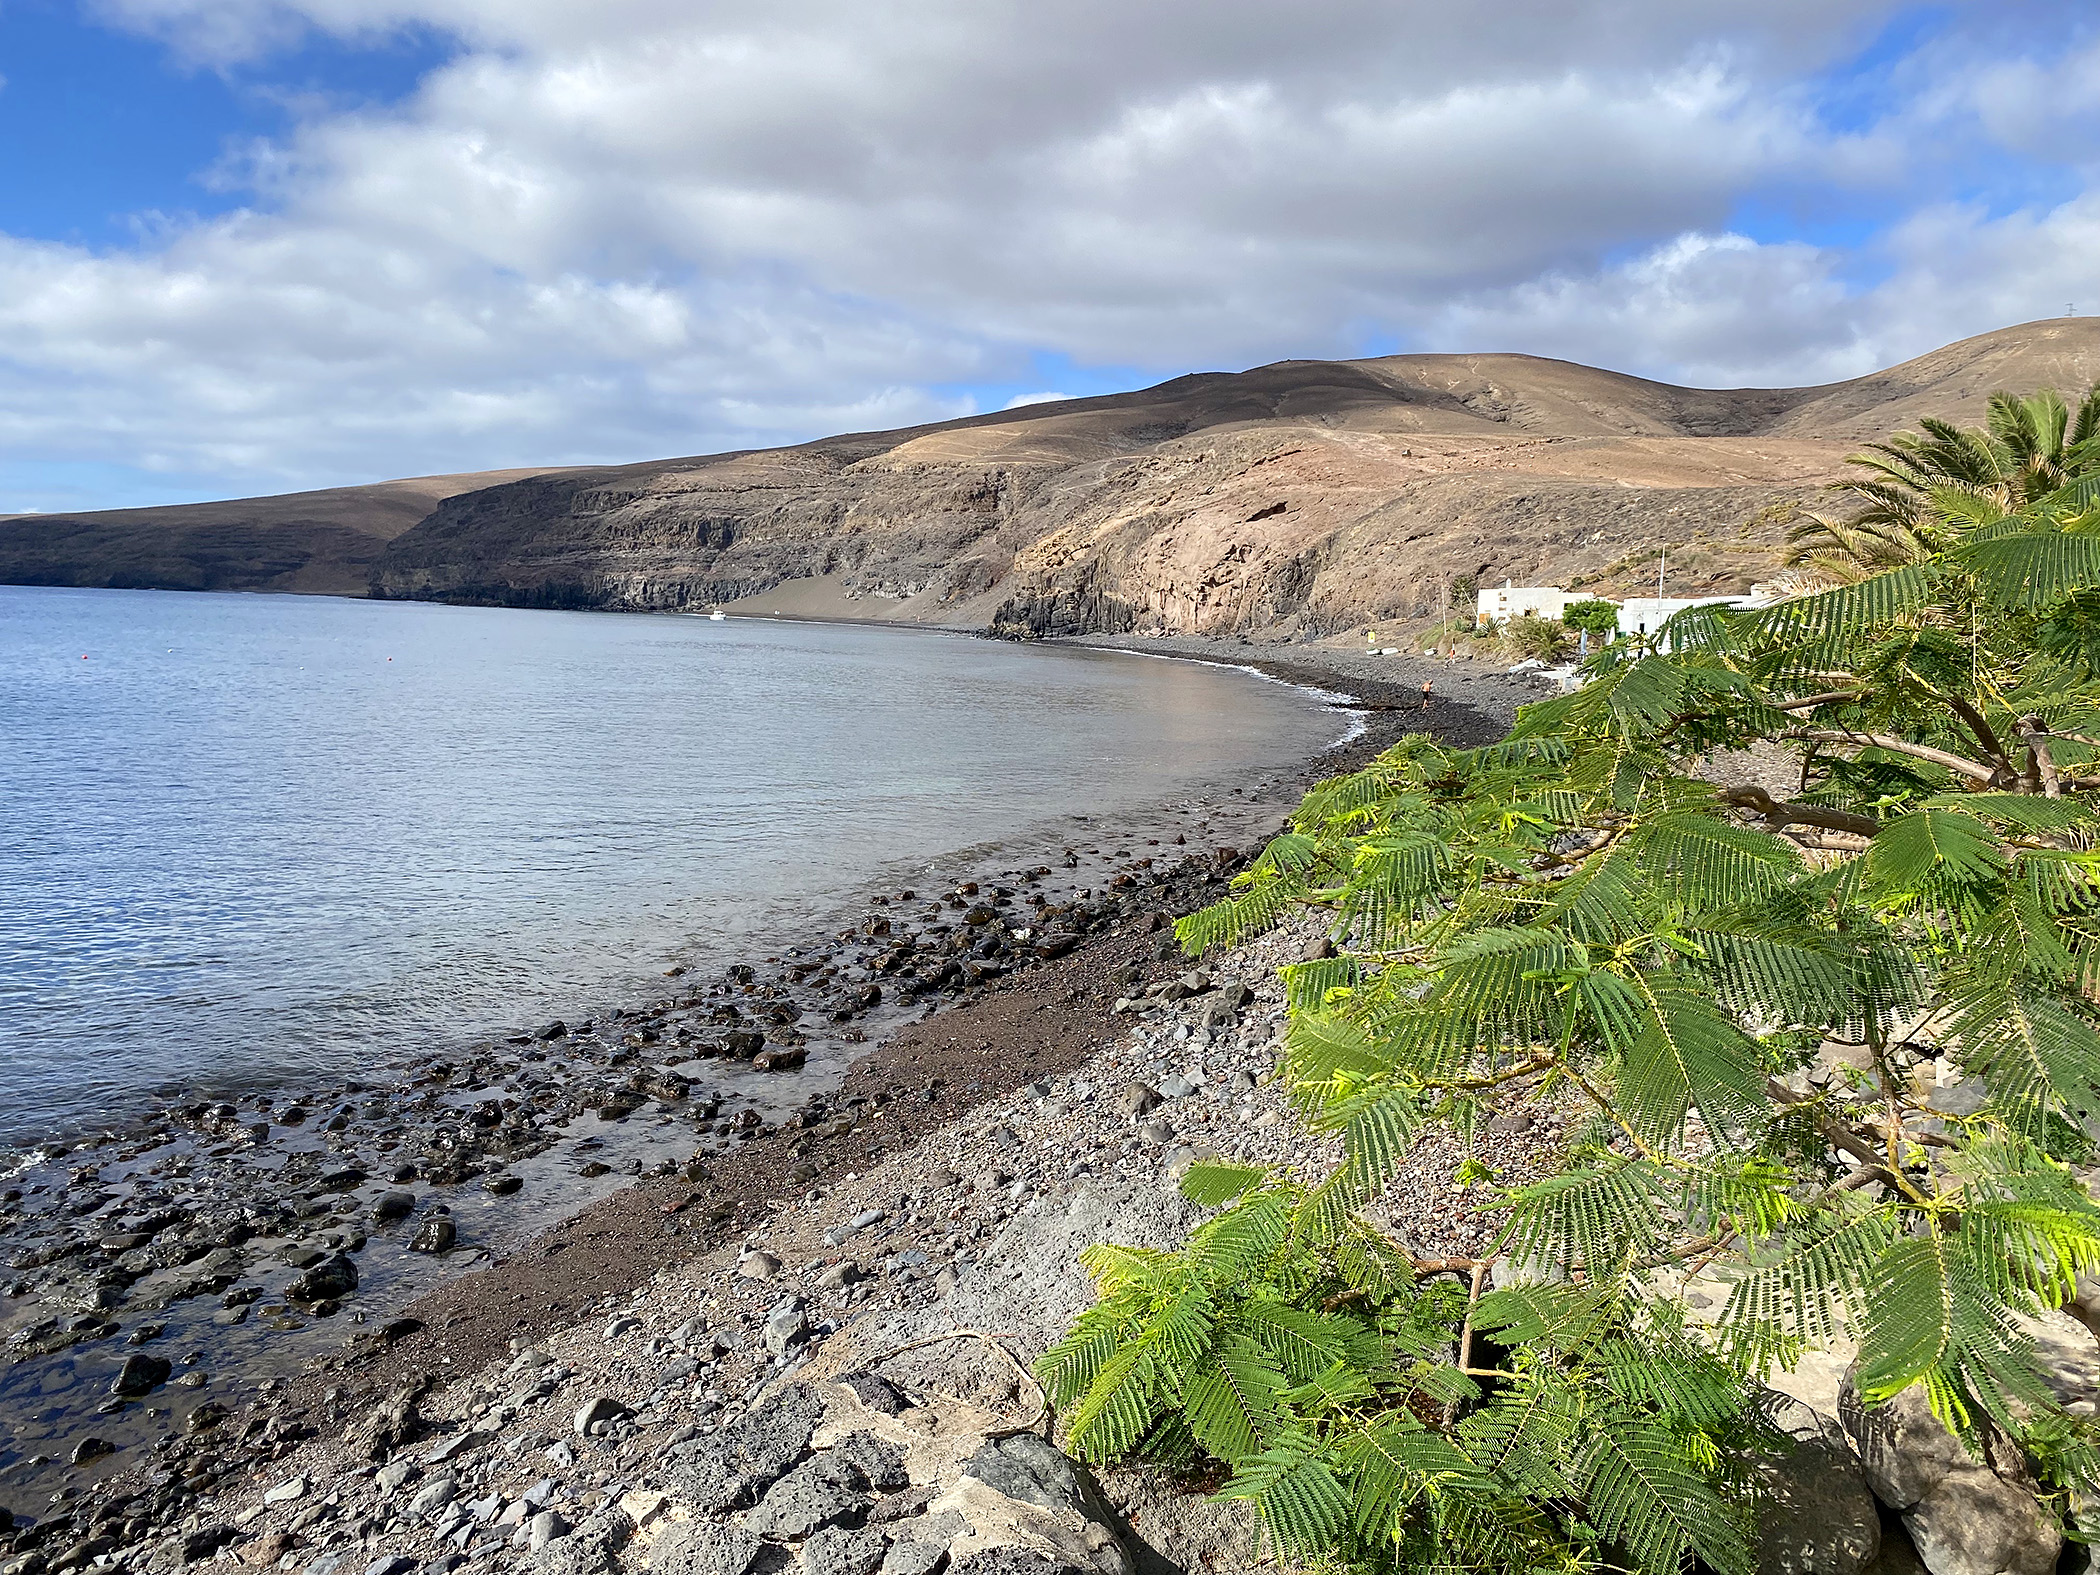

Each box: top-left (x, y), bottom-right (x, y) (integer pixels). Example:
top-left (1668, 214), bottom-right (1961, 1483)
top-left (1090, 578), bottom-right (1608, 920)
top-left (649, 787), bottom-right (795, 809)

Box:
top-left (12, 319), bottom-right (2100, 630)
top-left (0, 468), bottom-right (558, 596)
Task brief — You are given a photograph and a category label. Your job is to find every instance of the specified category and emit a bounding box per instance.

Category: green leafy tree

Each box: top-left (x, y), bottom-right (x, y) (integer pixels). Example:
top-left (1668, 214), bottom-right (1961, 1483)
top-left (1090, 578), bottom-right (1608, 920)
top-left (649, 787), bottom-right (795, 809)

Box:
top-left (1561, 599), bottom-right (1620, 640)
top-left (1041, 443), bottom-right (2100, 1572)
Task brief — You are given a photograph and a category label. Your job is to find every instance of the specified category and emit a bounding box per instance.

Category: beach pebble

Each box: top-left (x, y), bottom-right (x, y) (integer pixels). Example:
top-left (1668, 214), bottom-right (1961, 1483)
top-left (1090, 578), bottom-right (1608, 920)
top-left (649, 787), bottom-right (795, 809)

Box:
top-left (575, 1395), bottom-right (629, 1436)
top-left (409, 1476), bottom-right (457, 1517)
top-left (764, 1301), bottom-right (808, 1358)
top-left (528, 1510), bottom-right (568, 1552)
top-left (70, 1436), bottom-right (115, 1466)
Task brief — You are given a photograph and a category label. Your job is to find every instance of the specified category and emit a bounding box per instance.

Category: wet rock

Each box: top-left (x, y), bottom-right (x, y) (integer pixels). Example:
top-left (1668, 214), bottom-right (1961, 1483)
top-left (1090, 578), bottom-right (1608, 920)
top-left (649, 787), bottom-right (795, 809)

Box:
top-left (371, 1192), bottom-right (416, 1224)
top-left (69, 1437), bottom-right (115, 1467)
top-left (485, 1173), bottom-right (523, 1196)
top-left (536, 1021), bottom-right (569, 1042)
top-left (753, 1047), bottom-right (807, 1073)
top-left (408, 1218), bottom-right (457, 1254)
top-left (288, 1252), bottom-right (359, 1302)
top-left (110, 1353), bottom-right (170, 1396)
top-left (186, 1402), bottom-right (229, 1432)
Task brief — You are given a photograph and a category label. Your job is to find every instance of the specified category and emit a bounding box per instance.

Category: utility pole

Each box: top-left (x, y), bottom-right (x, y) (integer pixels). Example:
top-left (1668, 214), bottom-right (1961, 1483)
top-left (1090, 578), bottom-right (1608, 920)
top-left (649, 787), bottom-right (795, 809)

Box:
top-left (1658, 547), bottom-right (1666, 599)
top-left (1439, 576), bottom-right (1450, 657)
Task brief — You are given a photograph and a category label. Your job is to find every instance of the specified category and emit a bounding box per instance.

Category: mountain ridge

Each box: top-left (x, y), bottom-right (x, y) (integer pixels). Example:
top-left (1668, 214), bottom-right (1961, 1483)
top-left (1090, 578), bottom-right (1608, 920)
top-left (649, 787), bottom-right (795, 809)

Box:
top-left (8, 319), bottom-right (2099, 631)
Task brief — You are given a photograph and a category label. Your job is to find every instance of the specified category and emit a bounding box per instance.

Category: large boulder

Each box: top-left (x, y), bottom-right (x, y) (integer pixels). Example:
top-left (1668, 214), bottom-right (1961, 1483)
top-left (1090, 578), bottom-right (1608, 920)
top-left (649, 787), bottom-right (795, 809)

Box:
top-left (1754, 1396), bottom-right (1880, 1575)
top-left (636, 1363), bottom-right (1137, 1575)
top-left (1838, 1370), bottom-right (2060, 1575)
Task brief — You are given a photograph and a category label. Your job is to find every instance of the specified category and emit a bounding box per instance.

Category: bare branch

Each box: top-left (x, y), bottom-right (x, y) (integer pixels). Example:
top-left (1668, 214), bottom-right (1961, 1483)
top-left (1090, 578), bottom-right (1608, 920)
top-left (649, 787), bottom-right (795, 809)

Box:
top-left (1720, 783), bottom-right (1880, 839)
top-left (1786, 728), bottom-right (2002, 785)
top-left (2018, 715), bottom-right (2064, 799)
top-left (1942, 692), bottom-right (2014, 773)
top-left (1773, 690), bottom-right (1866, 712)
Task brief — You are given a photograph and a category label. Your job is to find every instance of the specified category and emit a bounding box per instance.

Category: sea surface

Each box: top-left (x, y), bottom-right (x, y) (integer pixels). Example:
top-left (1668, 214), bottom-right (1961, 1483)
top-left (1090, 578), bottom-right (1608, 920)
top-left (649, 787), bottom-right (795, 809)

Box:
top-left (0, 586), bottom-right (1341, 1150)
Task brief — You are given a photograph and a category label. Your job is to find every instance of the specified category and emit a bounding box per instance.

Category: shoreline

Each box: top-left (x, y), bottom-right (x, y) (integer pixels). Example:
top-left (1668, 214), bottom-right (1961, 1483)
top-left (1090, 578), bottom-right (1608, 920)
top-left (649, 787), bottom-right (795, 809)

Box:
top-left (0, 628), bottom-right (1542, 1541)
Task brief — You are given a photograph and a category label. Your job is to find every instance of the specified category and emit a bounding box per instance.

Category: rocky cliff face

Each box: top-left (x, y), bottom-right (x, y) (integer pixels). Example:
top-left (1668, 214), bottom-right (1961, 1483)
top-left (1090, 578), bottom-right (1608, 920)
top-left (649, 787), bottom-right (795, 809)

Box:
top-left (16, 320), bottom-right (2100, 629)
top-left (371, 321), bottom-right (2100, 637)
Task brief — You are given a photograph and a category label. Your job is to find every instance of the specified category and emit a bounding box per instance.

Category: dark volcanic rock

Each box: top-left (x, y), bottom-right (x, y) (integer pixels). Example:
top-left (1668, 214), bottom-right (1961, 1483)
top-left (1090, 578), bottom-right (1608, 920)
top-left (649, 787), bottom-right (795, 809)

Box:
top-left (288, 1253), bottom-right (359, 1301)
top-left (408, 1218), bottom-right (457, 1254)
top-left (110, 1353), bottom-right (171, 1396)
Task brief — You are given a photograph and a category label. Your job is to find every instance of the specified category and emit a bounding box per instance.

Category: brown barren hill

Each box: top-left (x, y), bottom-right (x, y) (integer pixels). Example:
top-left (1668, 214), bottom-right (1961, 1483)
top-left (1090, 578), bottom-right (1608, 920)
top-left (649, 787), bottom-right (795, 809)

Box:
top-left (0, 468), bottom-right (559, 597)
top-left (12, 319), bottom-right (2100, 629)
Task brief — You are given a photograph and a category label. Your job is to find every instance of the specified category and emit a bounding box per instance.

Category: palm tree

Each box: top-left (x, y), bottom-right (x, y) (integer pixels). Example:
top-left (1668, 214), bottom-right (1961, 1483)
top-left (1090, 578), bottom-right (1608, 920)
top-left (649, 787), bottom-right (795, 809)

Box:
top-left (1784, 383), bottom-right (2100, 579)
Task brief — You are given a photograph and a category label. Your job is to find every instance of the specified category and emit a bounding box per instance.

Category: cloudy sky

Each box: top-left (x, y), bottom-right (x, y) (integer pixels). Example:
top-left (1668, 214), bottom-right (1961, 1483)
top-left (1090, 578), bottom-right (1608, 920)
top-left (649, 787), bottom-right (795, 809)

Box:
top-left (1, 0), bottom-right (2095, 512)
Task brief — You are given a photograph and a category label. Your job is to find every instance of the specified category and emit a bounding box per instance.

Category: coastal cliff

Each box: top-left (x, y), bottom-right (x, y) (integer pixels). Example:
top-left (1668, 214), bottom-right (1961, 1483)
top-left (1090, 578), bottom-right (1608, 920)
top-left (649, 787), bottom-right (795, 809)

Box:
top-left (339, 319), bottom-right (2100, 633)
top-left (11, 319), bottom-right (2100, 632)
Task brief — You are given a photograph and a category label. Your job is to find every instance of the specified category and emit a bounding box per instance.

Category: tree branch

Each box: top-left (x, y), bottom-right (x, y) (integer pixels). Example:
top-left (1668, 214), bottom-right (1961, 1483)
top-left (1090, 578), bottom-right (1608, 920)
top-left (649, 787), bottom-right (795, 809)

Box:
top-left (2018, 715), bottom-right (2063, 799)
top-left (1720, 783), bottom-right (1881, 839)
top-left (1941, 692), bottom-right (2014, 774)
top-left (1786, 728), bottom-right (2002, 785)
top-left (1773, 690), bottom-right (1866, 712)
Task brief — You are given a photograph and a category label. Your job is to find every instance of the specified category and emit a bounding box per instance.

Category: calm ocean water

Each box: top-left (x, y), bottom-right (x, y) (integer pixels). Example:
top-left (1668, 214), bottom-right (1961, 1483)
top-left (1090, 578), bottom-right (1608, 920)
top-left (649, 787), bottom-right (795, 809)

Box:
top-left (0, 586), bottom-right (1339, 1148)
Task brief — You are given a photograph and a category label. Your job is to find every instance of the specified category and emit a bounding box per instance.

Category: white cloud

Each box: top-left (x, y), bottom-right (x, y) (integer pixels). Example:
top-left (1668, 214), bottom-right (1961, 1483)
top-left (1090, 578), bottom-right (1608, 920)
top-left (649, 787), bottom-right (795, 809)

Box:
top-left (6, 0), bottom-right (2094, 506)
top-left (1003, 392), bottom-right (1075, 409)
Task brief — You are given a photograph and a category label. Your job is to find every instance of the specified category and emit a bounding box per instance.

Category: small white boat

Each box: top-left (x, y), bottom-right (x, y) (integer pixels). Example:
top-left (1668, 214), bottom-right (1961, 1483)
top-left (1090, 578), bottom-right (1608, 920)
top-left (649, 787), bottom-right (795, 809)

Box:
top-left (708, 609), bottom-right (726, 622)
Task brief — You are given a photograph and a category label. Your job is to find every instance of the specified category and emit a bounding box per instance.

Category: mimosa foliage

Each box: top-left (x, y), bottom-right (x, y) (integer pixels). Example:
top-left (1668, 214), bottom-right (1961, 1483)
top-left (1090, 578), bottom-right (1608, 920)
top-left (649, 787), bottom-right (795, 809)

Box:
top-left (1039, 419), bottom-right (2100, 1573)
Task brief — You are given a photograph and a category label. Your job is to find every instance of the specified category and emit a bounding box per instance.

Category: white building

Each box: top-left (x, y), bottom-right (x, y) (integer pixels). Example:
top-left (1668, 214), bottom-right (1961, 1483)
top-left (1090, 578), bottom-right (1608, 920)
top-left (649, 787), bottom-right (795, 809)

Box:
top-left (1616, 595), bottom-right (1760, 650)
top-left (1475, 582), bottom-right (1594, 625)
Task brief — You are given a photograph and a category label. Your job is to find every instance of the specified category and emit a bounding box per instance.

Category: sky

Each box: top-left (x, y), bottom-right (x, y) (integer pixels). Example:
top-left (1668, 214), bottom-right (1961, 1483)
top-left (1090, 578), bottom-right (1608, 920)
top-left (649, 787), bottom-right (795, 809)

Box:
top-left (1, 0), bottom-right (2097, 513)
